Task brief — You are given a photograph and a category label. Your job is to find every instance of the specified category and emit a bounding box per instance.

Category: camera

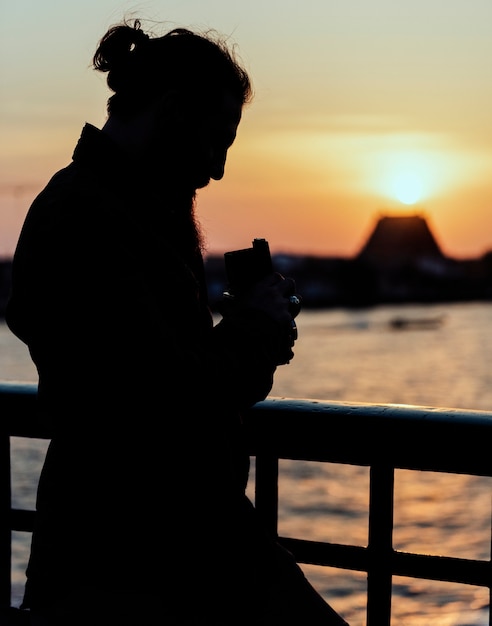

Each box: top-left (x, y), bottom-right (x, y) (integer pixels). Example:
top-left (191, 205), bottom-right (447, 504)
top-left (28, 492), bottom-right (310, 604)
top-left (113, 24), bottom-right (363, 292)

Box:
top-left (223, 237), bottom-right (301, 318)
top-left (223, 238), bottom-right (274, 298)
top-left (222, 238), bottom-right (300, 362)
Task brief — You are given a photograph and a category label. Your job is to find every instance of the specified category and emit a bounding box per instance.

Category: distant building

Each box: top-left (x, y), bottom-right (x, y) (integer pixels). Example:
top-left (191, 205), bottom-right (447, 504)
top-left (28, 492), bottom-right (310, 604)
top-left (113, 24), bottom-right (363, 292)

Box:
top-left (357, 214), bottom-right (444, 268)
top-left (353, 213), bottom-right (492, 304)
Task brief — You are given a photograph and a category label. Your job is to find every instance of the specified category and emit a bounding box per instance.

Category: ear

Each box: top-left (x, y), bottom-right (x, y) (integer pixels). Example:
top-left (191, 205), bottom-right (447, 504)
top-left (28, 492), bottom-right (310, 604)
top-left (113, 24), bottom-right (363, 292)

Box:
top-left (157, 90), bottom-right (186, 121)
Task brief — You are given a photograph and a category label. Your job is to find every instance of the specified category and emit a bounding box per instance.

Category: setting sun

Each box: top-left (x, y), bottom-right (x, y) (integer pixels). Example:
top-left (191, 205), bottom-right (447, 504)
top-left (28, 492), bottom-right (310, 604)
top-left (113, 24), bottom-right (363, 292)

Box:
top-left (391, 171), bottom-right (424, 205)
top-left (369, 148), bottom-right (442, 209)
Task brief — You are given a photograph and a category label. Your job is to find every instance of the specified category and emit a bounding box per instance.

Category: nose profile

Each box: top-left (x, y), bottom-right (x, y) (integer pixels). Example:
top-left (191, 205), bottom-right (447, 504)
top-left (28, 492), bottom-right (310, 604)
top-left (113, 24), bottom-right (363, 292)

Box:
top-left (210, 148), bottom-right (227, 180)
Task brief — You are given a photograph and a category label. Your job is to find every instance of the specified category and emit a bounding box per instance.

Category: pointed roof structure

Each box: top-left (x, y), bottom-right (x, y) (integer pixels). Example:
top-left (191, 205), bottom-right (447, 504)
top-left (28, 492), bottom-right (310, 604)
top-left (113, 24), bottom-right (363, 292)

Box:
top-left (357, 214), bottom-right (444, 267)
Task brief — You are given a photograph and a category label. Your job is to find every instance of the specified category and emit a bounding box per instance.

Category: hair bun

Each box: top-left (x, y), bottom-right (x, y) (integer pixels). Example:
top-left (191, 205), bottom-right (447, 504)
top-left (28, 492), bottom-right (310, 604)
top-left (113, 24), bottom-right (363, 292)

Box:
top-left (93, 20), bottom-right (150, 76)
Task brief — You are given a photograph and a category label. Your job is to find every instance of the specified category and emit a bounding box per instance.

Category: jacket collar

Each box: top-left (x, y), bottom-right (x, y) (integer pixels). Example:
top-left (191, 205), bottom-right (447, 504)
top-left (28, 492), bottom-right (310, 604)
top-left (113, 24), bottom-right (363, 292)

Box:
top-left (72, 123), bottom-right (135, 182)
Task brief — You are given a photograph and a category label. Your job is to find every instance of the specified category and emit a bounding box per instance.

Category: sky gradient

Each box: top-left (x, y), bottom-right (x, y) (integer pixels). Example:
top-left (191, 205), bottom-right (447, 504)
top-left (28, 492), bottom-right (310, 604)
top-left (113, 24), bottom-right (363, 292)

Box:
top-left (1, 0), bottom-right (491, 258)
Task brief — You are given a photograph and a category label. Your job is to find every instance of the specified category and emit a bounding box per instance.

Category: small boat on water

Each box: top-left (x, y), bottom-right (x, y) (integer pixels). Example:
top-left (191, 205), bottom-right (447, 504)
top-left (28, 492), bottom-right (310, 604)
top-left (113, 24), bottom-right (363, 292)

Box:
top-left (388, 314), bottom-right (446, 330)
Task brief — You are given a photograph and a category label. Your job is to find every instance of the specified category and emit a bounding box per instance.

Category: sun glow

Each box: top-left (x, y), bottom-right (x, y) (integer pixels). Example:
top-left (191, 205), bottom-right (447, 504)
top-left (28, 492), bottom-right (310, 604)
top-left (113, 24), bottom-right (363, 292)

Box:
top-left (390, 171), bottom-right (424, 205)
top-left (373, 149), bottom-right (447, 208)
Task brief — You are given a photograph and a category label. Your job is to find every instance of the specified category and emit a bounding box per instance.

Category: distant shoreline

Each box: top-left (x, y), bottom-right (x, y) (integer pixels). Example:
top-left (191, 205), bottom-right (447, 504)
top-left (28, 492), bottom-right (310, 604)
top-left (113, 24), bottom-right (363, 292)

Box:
top-left (3, 214), bottom-right (492, 314)
top-left (2, 249), bottom-right (492, 318)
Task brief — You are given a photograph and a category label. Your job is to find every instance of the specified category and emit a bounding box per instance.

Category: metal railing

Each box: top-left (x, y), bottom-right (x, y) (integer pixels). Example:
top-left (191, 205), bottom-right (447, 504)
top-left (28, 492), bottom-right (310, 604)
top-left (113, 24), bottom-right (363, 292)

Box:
top-left (1, 381), bottom-right (492, 625)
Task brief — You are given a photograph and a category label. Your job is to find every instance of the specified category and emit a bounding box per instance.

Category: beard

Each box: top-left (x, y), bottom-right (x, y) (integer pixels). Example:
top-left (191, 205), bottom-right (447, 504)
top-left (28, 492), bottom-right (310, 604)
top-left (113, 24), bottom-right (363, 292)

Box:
top-left (169, 191), bottom-right (205, 259)
top-left (139, 127), bottom-right (209, 259)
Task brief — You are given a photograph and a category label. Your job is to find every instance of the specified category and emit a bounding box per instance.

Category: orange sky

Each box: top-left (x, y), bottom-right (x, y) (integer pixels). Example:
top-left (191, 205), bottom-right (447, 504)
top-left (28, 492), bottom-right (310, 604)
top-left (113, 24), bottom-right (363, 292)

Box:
top-left (1, 0), bottom-right (491, 259)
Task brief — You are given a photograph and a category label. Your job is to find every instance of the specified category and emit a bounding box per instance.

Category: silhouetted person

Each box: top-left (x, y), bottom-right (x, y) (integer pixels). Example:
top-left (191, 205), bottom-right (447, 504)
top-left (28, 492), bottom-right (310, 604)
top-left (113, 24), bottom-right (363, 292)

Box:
top-left (6, 18), bottom-right (349, 626)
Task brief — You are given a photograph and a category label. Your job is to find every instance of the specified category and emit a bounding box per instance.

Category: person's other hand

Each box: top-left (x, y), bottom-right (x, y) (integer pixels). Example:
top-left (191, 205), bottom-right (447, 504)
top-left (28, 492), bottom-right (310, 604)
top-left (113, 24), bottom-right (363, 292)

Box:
top-left (245, 272), bottom-right (301, 364)
top-left (246, 272), bottom-right (299, 326)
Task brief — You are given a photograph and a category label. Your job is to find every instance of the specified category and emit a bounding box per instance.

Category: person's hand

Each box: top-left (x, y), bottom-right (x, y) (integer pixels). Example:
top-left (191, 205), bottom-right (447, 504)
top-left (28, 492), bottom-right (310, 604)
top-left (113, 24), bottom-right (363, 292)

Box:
top-left (219, 271), bottom-right (302, 364)
top-left (240, 272), bottom-right (302, 365)
top-left (245, 272), bottom-right (300, 326)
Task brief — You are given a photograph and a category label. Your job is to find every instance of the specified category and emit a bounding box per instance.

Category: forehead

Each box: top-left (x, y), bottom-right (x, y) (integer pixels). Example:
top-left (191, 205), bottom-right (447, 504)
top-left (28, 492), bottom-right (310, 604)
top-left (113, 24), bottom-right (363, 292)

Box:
top-left (211, 90), bottom-right (242, 126)
top-left (207, 90), bottom-right (242, 141)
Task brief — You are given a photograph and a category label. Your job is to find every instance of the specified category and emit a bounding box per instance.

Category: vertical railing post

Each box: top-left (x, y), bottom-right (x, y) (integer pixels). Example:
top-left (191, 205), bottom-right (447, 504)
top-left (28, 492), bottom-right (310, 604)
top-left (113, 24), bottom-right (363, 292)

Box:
top-left (489, 513), bottom-right (492, 626)
top-left (0, 432), bottom-right (11, 610)
top-left (366, 462), bottom-right (395, 626)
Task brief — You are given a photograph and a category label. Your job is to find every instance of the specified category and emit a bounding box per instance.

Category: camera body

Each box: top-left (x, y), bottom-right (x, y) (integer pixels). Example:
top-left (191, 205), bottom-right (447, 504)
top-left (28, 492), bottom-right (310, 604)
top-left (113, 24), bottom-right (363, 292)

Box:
top-left (223, 238), bottom-right (273, 297)
top-left (222, 238), bottom-right (299, 363)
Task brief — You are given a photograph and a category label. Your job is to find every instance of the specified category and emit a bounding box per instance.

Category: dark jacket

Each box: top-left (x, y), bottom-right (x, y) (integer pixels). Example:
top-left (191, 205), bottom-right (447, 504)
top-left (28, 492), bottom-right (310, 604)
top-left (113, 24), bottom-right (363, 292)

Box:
top-left (7, 124), bottom-right (286, 613)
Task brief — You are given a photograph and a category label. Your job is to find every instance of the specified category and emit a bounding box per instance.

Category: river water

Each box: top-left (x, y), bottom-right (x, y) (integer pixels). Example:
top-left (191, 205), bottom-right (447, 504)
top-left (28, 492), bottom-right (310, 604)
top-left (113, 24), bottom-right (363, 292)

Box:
top-left (2, 301), bottom-right (491, 625)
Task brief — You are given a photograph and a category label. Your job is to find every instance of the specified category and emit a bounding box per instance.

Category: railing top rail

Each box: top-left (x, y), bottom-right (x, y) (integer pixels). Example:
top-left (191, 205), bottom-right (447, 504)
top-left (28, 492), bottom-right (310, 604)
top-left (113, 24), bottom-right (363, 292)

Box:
top-left (1, 381), bottom-right (491, 476)
top-left (0, 381), bottom-right (37, 396)
top-left (256, 395), bottom-right (492, 425)
top-left (246, 397), bottom-right (492, 477)
top-left (0, 381), bottom-right (44, 439)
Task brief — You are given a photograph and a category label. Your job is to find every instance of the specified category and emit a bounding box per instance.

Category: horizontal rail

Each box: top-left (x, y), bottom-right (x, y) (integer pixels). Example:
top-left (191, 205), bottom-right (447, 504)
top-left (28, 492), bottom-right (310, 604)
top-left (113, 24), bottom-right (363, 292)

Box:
top-left (245, 396), bottom-right (492, 475)
top-left (2, 383), bottom-right (492, 475)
